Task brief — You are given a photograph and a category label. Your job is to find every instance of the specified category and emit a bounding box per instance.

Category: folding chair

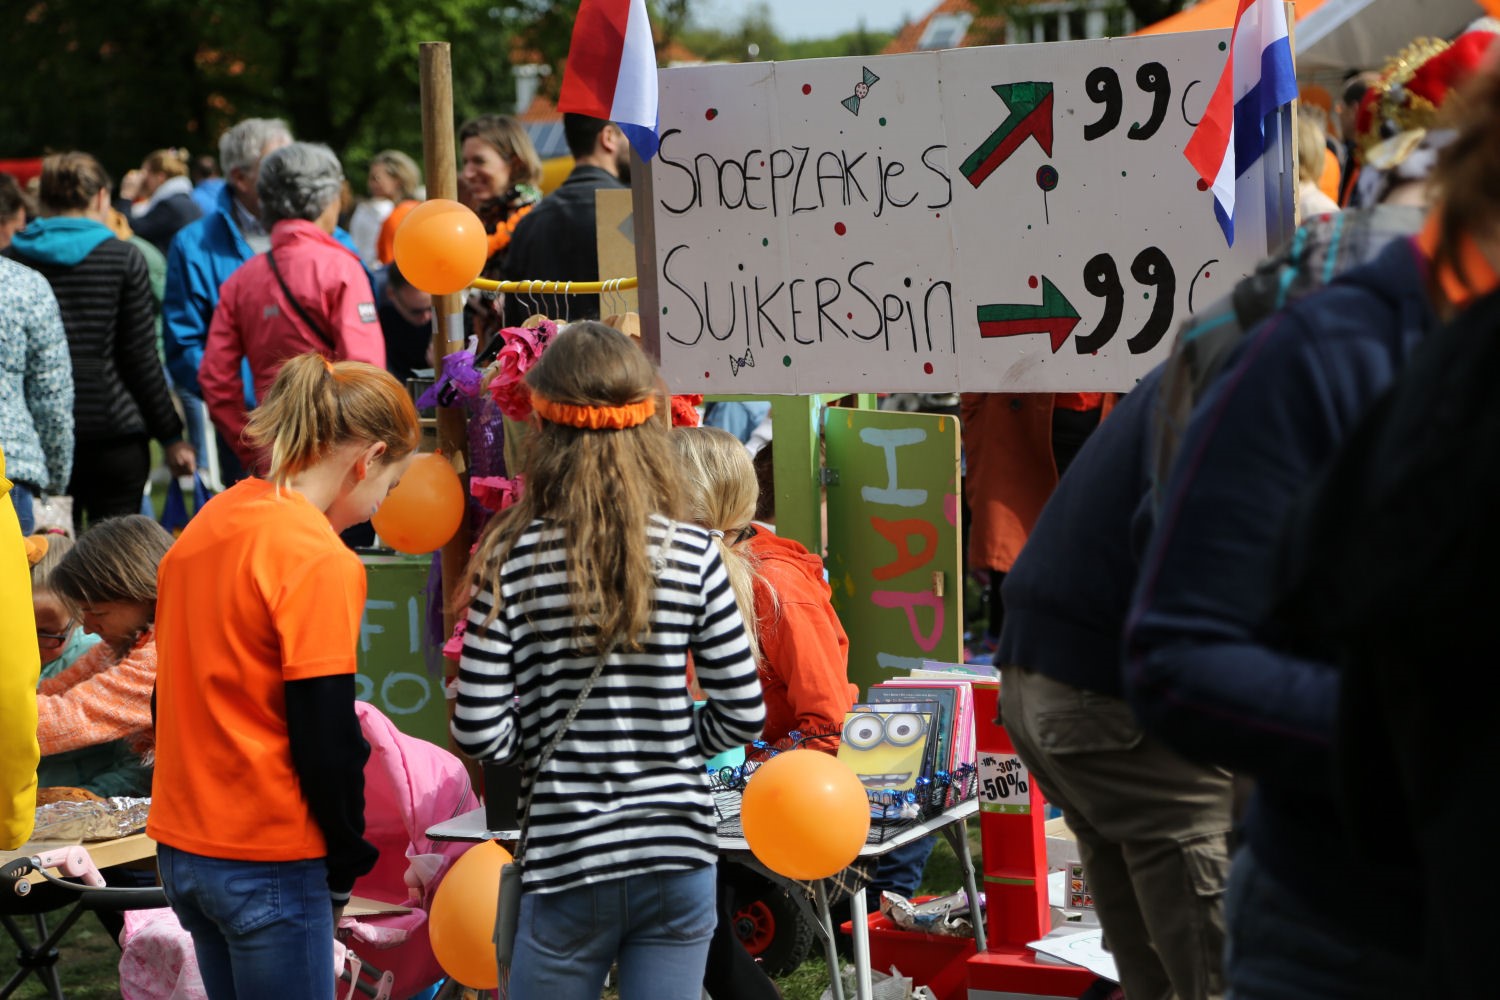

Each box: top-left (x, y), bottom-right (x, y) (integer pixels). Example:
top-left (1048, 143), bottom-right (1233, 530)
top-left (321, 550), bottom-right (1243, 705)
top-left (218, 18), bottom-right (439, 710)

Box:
top-left (2, 846), bottom-right (166, 1000)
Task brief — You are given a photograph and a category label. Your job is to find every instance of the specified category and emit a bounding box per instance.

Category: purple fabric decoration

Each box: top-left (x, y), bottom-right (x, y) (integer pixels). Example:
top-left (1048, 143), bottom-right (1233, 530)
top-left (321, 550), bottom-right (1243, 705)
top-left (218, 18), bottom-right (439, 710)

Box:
top-left (416, 339), bottom-right (483, 409)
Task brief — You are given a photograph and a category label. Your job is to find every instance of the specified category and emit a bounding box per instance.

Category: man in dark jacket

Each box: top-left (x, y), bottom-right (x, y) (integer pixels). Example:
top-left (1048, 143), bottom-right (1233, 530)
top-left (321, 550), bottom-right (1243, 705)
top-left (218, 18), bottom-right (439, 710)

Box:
top-left (501, 113), bottom-right (629, 328)
top-left (999, 368), bottom-right (1235, 1000)
top-left (1124, 234), bottom-right (1437, 999)
top-left (999, 204), bottom-right (1422, 1000)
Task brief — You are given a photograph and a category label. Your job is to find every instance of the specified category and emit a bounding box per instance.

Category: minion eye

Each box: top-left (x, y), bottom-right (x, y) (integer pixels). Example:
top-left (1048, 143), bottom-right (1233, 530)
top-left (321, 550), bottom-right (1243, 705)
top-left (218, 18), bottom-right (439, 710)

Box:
top-left (884, 713), bottom-right (925, 747)
top-left (845, 713), bottom-right (884, 750)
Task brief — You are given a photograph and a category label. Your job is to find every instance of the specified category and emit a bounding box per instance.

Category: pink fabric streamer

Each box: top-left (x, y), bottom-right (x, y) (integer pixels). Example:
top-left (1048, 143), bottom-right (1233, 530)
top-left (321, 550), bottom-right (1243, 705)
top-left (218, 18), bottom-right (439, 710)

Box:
top-left (487, 320), bottom-right (558, 420)
top-left (470, 474), bottom-right (524, 514)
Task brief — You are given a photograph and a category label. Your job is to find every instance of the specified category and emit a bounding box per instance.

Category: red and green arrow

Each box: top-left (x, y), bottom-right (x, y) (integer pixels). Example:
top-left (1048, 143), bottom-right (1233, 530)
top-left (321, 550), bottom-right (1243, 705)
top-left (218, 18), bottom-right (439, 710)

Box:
top-left (977, 277), bottom-right (1080, 353)
top-left (961, 82), bottom-right (1054, 189)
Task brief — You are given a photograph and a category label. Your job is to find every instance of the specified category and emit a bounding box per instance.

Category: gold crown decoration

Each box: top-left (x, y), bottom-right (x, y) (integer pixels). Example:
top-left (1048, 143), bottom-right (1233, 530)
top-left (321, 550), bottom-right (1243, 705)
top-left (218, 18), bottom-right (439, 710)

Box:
top-left (1358, 36), bottom-right (1450, 156)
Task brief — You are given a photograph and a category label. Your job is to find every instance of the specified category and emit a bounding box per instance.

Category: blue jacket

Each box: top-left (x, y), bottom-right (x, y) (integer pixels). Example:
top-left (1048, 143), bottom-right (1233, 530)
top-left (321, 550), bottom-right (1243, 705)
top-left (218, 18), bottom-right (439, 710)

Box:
top-left (997, 367), bottom-right (1161, 698)
top-left (162, 185), bottom-right (367, 396)
top-left (1124, 237), bottom-right (1434, 934)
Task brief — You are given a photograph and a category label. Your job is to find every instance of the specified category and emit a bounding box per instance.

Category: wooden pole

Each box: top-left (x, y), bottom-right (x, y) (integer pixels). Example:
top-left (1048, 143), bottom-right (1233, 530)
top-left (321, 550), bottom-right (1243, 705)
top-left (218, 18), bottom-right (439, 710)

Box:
top-left (419, 42), bottom-right (474, 770)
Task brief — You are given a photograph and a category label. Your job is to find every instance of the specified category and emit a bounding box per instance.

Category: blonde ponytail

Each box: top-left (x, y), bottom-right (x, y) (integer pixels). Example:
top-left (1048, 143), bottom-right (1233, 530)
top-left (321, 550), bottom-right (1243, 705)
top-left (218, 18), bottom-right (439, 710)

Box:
top-left (245, 353), bottom-right (420, 485)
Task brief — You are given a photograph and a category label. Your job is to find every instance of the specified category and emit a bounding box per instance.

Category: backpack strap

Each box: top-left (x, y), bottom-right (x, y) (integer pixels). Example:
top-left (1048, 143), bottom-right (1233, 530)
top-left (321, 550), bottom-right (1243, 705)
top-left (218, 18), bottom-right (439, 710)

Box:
top-left (267, 250), bottom-right (338, 352)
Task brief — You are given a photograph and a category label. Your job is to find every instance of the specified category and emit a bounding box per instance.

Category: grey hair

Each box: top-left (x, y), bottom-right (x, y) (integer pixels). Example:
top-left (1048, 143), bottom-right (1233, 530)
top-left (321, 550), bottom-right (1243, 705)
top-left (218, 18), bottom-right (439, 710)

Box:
top-left (218, 117), bottom-right (293, 177)
top-left (257, 142), bottom-right (344, 227)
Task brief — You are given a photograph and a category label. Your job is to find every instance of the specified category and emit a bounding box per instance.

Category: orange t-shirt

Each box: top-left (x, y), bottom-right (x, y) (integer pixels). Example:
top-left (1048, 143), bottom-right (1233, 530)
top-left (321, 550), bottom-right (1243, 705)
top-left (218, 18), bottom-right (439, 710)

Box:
top-left (147, 478), bottom-right (367, 862)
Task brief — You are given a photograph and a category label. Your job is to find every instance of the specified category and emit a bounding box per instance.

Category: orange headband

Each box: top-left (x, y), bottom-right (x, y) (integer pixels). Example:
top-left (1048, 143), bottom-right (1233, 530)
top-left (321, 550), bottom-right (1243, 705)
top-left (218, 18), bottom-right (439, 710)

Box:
top-left (531, 394), bottom-right (657, 430)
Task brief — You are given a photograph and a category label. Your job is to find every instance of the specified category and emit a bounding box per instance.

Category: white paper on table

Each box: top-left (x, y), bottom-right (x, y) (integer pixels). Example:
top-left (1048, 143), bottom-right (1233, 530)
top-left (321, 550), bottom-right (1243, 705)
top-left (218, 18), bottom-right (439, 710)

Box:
top-left (1027, 927), bottom-right (1119, 983)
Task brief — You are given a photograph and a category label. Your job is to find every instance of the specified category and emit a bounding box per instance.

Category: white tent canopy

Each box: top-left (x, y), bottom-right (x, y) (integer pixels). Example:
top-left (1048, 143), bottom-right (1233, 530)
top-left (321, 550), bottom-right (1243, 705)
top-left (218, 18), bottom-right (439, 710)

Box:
top-left (1296, 0), bottom-right (1488, 73)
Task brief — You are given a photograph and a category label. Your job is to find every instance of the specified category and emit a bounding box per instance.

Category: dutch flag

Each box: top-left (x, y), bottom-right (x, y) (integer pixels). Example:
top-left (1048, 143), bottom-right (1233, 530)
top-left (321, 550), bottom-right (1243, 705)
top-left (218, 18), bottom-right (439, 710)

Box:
top-left (1184, 0), bottom-right (1299, 246)
top-left (557, 0), bottom-right (661, 161)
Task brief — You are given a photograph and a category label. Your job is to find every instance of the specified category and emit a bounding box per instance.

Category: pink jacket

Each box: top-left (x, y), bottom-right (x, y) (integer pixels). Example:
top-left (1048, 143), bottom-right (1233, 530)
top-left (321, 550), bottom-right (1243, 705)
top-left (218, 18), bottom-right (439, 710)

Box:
top-left (201, 219), bottom-right (383, 469)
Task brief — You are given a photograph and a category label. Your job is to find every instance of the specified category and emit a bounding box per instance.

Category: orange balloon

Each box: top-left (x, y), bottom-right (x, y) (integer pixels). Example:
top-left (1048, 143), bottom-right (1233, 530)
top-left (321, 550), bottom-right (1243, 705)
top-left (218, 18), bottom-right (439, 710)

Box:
top-left (393, 199), bottom-right (489, 295)
top-left (428, 839), bottom-right (513, 989)
top-left (370, 452), bottom-right (464, 554)
top-left (740, 749), bottom-right (871, 881)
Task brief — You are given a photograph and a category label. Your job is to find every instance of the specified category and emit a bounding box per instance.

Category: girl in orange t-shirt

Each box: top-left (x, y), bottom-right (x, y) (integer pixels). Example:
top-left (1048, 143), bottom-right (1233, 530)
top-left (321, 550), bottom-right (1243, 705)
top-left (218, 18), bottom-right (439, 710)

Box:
top-left (150, 353), bottom-right (420, 999)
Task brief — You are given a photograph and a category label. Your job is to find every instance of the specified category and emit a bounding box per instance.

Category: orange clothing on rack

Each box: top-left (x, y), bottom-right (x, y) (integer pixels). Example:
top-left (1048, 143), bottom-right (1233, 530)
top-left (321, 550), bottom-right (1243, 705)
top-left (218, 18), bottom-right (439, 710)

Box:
top-left (149, 478), bottom-right (366, 863)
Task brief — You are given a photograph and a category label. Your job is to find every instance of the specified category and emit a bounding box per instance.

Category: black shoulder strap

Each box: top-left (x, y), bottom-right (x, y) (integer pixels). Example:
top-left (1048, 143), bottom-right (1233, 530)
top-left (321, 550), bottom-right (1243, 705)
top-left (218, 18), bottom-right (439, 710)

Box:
top-left (266, 250), bottom-right (338, 352)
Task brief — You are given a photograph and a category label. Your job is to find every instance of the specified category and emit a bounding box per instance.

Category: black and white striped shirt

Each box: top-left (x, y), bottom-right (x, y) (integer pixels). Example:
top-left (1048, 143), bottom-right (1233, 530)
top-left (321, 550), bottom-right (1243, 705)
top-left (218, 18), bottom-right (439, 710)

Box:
top-left (453, 516), bottom-right (765, 893)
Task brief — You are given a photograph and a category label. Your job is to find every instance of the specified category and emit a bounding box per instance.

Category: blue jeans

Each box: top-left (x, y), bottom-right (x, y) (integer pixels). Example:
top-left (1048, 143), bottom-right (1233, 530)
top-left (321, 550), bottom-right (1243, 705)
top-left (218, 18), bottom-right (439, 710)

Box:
top-left (510, 865), bottom-right (716, 1000)
top-left (865, 836), bottom-right (935, 909)
top-left (1225, 847), bottom-right (1422, 1000)
top-left (9, 481), bottom-right (34, 535)
top-left (157, 845), bottom-right (335, 1000)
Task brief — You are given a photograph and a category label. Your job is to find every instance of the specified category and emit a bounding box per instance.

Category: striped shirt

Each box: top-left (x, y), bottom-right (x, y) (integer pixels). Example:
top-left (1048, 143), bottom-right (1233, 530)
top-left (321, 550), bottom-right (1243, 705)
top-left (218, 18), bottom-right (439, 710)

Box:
top-left (454, 516), bottom-right (765, 893)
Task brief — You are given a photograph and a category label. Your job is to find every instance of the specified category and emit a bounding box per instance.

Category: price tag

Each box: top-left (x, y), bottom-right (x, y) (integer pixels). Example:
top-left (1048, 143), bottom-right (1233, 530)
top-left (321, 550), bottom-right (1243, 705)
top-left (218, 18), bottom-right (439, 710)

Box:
top-left (977, 752), bottom-right (1030, 814)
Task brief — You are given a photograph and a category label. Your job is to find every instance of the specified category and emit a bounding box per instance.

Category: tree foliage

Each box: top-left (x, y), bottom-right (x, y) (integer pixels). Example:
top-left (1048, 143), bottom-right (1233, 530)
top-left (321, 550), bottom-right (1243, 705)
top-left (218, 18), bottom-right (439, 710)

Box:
top-left (1, 0), bottom-right (518, 182)
top-left (0, 0), bottom-right (902, 186)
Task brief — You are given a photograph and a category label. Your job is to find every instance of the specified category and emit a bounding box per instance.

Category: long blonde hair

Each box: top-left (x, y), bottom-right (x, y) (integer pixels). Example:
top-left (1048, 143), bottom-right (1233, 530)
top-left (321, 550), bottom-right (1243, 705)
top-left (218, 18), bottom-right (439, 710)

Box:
top-left (673, 427), bottom-right (765, 661)
top-left (245, 353), bottom-right (421, 486)
top-left (468, 322), bottom-right (682, 652)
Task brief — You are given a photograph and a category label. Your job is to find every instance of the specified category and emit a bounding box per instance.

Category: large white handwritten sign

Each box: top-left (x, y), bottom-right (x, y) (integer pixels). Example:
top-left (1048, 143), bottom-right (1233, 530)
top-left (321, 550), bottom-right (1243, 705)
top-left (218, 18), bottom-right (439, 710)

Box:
top-left (649, 32), bottom-right (1284, 392)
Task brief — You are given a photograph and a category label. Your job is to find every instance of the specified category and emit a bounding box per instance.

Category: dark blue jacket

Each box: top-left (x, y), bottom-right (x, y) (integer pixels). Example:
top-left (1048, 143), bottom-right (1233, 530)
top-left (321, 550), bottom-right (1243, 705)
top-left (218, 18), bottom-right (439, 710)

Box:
top-left (998, 367), bottom-right (1161, 698)
top-left (1124, 237), bottom-right (1435, 935)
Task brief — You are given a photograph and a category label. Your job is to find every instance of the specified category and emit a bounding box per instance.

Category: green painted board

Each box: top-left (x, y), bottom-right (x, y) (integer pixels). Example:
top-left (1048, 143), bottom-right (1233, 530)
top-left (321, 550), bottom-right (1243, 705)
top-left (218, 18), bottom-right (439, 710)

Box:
top-left (824, 408), bottom-right (964, 697)
top-left (357, 553), bottom-right (449, 748)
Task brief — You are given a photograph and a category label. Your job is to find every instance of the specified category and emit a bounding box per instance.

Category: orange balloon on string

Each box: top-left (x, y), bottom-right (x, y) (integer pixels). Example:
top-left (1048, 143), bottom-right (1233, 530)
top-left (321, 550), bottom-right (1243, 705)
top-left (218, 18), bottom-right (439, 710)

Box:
top-left (392, 199), bottom-right (489, 295)
top-left (740, 749), bottom-right (871, 880)
top-left (428, 839), bottom-right (513, 989)
top-left (370, 452), bottom-right (465, 554)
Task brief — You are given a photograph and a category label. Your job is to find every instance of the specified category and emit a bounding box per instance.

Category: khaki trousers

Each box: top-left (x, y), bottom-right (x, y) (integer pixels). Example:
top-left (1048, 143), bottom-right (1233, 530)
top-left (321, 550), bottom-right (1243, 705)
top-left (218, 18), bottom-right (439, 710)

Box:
top-left (1000, 666), bottom-right (1233, 1000)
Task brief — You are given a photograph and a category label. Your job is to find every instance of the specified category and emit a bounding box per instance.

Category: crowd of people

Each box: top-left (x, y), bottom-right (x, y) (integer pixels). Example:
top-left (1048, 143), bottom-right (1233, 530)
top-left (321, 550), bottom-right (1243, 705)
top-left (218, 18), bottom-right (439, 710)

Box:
top-left (3, 12), bottom-right (1499, 1000)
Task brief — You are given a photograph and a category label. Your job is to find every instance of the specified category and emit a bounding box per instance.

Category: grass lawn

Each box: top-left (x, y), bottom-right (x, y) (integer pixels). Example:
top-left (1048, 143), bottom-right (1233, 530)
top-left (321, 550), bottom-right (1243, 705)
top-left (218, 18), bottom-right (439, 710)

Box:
top-left (2, 828), bottom-right (982, 999)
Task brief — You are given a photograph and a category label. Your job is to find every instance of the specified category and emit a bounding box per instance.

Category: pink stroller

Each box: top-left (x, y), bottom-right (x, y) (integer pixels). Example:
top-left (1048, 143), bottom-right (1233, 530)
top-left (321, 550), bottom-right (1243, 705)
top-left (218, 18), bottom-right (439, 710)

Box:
top-left (119, 702), bottom-right (479, 999)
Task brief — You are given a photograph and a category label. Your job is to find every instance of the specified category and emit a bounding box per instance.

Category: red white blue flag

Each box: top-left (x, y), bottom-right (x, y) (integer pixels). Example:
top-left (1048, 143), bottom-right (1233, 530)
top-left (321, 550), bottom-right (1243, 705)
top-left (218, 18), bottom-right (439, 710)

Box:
top-left (1184, 0), bottom-right (1298, 246)
top-left (557, 0), bottom-right (660, 161)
